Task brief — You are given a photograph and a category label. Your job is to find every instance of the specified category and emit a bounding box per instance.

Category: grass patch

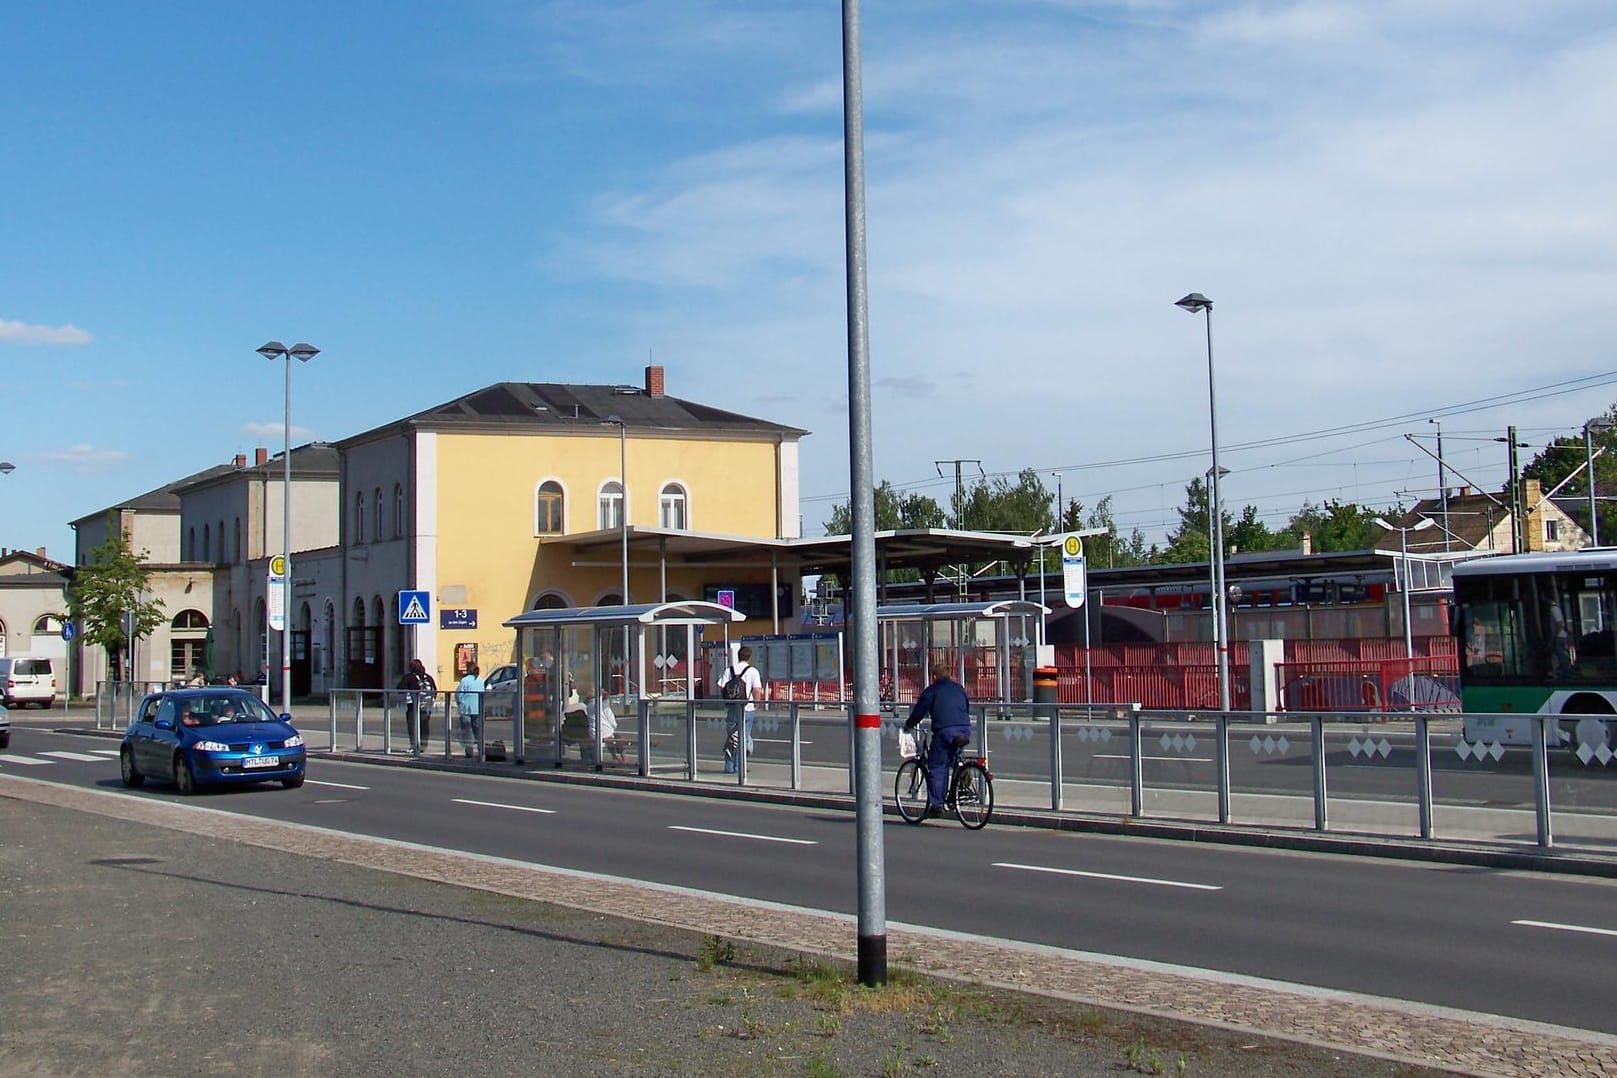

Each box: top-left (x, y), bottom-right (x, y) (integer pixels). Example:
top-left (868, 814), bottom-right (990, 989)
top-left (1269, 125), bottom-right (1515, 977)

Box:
top-left (696, 933), bottom-right (737, 972)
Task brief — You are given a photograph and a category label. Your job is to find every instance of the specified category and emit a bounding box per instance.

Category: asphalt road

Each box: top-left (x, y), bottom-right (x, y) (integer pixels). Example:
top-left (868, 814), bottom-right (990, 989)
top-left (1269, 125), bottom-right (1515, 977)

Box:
top-left (7, 724), bottom-right (1617, 1037)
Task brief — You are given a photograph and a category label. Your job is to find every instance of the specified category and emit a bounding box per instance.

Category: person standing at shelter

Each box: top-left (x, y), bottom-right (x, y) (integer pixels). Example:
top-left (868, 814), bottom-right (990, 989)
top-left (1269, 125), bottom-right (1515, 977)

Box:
top-left (904, 663), bottom-right (972, 817)
top-left (523, 652), bottom-right (553, 739)
top-left (399, 658), bottom-right (436, 755)
top-left (717, 645), bottom-right (764, 774)
top-left (456, 663), bottom-right (484, 759)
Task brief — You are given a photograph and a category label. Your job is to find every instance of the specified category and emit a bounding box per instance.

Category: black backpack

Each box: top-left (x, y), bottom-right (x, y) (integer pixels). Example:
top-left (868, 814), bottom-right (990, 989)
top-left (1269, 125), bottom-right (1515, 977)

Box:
top-left (721, 664), bottom-right (748, 702)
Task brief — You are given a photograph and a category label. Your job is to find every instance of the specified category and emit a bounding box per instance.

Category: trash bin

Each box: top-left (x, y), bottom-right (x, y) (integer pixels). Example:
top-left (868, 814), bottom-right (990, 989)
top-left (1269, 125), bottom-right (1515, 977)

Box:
top-left (1033, 666), bottom-right (1059, 705)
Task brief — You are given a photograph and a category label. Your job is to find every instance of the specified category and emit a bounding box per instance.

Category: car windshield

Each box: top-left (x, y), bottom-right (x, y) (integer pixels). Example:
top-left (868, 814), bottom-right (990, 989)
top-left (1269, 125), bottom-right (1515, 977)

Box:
top-left (179, 694), bottom-right (278, 726)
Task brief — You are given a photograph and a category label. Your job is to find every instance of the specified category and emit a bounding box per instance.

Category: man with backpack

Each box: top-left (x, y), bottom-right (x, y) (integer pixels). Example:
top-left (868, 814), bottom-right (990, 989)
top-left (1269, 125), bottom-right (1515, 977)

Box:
top-left (716, 645), bottom-right (764, 774)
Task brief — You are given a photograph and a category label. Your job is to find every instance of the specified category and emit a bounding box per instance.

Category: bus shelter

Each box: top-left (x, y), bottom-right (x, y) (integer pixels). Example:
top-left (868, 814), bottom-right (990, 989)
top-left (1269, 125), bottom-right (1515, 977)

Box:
top-left (875, 600), bottom-right (1049, 705)
top-left (502, 601), bottom-right (745, 771)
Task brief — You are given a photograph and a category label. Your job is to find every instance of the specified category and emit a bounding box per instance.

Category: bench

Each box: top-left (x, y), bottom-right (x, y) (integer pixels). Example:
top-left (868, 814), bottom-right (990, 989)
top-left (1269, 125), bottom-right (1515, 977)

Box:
top-left (560, 716), bottom-right (631, 765)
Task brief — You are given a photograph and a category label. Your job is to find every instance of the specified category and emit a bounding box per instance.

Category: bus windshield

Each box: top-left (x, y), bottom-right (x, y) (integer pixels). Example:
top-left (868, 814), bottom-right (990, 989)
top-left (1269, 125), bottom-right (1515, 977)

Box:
top-left (1454, 568), bottom-right (1617, 687)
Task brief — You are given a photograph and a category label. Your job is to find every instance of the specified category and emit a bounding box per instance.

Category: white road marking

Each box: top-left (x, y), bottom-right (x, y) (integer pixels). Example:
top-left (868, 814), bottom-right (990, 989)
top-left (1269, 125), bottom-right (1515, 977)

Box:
top-left (1513, 919), bottom-right (1617, 939)
top-left (451, 798), bottom-right (556, 814)
top-left (306, 779), bottom-right (369, 791)
top-left (89, 749), bottom-right (122, 756)
top-left (669, 825), bottom-right (816, 846)
top-left (0, 754), bottom-right (52, 765)
top-left (994, 862), bottom-right (1222, 891)
top-left (37, 750), bottom-right (108, 762)
top-left (1092, 754), bottom-right (1213, 763)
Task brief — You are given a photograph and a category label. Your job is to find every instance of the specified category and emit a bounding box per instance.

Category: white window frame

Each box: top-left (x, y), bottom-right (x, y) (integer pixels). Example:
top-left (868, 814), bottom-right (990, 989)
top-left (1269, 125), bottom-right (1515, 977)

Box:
top-left (598, 480), bottom-right (624, 531)
top-left (534, 479), bottom-right (566, 535)
top-left (659, 481), bottom-right (689, 530)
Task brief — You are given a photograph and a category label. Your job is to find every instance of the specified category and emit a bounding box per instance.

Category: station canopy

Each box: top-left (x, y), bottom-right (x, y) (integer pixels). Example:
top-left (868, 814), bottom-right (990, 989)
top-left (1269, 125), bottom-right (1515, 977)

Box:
top-left (874, 599), bottom-right (1049, 621)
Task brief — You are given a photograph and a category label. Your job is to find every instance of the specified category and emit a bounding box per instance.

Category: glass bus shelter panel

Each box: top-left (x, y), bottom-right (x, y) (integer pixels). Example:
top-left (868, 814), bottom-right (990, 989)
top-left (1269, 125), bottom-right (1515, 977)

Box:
top-left (1226, 718), bottom-right (1319, 831)
top-left (1545, 720), bottom-right (1617, 851)
top-left (797, 702), bottom-right (854, 784)
top-left (646, 698), bottom-right (693, 777)
top-left (1057, 710), bottom-right (1133, 816)
top-left (1317, 719), bottom-right (1419, 838)
top-left (1431, 717), bottom-right (1541, 845)
top-left (1138, 716), bottom-right (1218, 822)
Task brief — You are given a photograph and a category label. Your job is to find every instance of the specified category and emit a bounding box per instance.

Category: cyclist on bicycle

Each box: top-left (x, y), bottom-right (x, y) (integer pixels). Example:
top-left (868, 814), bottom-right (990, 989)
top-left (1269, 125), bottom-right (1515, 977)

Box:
top-left (904, 663), bottom-right (972, 818)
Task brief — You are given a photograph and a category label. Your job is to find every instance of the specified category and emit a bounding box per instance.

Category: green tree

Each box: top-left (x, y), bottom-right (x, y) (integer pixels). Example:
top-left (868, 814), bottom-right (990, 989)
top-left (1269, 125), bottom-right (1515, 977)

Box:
top-left (1160, 477), bottom-right (1221, 564)
top-left (823, 481), bottom-right (946, 535)
top-left (1226, 504), bottom-right (1276, 555)
top-left (70, 514), bottom-right (166, 681)
top-left (952, 468), bottom-right (1053, 533)
top-left (1281, 499), bottom-right (1384, 552)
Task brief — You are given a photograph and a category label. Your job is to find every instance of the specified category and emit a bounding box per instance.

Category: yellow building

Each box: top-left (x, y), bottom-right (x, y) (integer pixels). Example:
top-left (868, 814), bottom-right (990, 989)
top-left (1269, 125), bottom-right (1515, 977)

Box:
top-left (330, 365), bottom-right (807, 690)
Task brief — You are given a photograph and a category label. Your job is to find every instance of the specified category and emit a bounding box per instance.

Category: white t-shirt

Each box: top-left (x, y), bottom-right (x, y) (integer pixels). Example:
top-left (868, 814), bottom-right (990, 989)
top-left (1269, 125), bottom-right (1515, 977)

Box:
top-left (717, 661), bottom-right (764, 712)
top-left (588, 700), bottom-right (617, 740)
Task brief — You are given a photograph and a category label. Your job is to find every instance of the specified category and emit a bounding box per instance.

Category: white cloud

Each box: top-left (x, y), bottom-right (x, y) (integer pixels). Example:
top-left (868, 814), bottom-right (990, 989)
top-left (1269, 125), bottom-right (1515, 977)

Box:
top-left (0, 318), bottom-right (92, 345)
top-left (242, 422), bottom-right (317, 442)
top-left (31, 445), bottom-right (128, 468)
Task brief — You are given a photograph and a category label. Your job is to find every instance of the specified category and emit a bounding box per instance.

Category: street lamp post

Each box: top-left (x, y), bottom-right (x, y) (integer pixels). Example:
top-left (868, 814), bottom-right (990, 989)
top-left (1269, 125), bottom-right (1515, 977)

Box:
top-left (1374, 516), bottom-right (1436, 659)
top-left (1585, 419), bottom-right (1612, 547)
top-left (603, 416), bottom-right (630, 690)
top-left (257, 340), bottom-right (319, 713)
top-left (1176, 293), bottom-right (1230, 711)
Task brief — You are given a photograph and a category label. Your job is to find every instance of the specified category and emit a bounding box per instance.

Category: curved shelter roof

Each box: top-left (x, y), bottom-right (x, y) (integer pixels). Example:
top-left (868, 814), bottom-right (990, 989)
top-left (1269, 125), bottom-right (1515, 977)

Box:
top-left (874, 600), bottom-right (1049, 622)
top-left (504, 600), bottom-right (746, 630)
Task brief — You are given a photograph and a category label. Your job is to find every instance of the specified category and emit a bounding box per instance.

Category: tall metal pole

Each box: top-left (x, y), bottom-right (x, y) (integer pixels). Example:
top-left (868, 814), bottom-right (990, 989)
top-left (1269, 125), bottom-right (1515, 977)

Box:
top-left (1508, 424), bottom-right (1524, 553)
top-left (1399, 527), bottom-right (1414, 660)
top-left (842, 0), bottom-right (886, 988)
top-left (1586, 421), bottom-right (1605, 547)
top-left (1431, 419), bottom-right (1450, 552)
top-left (282, 350), bottom-right (293, 713)
top-left (619, 420), bottom-right (630, 689)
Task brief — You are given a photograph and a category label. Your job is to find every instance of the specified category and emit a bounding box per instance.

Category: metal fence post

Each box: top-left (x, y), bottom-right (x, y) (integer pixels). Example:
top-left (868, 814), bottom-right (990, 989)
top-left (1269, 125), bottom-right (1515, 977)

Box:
top-left (686, 700), bottom-right (697, 781)
top-left (638, 699), bottom-right (650, 778)
top-left (382, 692), bottom-right (393, 755)
top-left (790, 701), bottom-right (802, 790)
top-left (1312, 717), bottom-right (1327, 831)
top-left (1129, 710), bottom-right (1144, 818)
top-left (848, 702), bottom-right (857, 796)
top-left (1415, 713), bottom-right (1433, 840)
top-left (1215, 713), bottom-right (1230, 824)
top-left (354, 692), bottom-right (364, 752)
top-left (328, 693), bottom-right (338, 750)
top-left (1532, 714), bottom-right (1553, 848)
top-left (1049, 702), bottom-right (1063, 813)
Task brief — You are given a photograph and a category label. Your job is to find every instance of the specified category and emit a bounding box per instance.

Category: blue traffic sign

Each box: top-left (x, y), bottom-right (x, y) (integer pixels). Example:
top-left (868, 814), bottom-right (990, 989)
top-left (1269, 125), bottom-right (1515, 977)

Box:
top-left (440, 608), bottom-right (477, 629)
top-left (398, 590), bottom-right (431, 625)
top-left (61, 621), bottom-right (77, 642)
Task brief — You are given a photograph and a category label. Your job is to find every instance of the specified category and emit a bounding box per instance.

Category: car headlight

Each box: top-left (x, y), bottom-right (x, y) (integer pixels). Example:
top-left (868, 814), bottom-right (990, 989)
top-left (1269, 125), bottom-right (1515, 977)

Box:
top-left (194, 740), bottom-right (230, 752)
top-left (283, 734), bottom-right (304, 748)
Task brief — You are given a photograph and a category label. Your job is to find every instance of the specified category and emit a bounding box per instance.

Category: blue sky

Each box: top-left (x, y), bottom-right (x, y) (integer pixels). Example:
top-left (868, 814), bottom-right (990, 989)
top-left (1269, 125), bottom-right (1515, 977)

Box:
top-left (4, 1), bottom-right (1616, 563)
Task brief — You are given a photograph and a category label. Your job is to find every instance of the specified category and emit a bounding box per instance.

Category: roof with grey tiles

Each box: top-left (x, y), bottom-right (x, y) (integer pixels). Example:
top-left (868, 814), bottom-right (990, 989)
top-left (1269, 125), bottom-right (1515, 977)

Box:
top-left (338, 381), bottom-right (808, 446)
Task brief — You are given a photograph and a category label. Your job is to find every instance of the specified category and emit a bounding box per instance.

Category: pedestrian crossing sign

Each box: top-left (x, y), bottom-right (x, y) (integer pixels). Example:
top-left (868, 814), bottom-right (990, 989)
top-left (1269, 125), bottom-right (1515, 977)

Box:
top-left (398, 590), bottom-right (431, 625)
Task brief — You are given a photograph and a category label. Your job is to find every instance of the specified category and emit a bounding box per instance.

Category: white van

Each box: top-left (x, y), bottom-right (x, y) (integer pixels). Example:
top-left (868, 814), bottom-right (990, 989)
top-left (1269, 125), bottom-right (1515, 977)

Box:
top-left (0, 656), bottom-right (59, 709)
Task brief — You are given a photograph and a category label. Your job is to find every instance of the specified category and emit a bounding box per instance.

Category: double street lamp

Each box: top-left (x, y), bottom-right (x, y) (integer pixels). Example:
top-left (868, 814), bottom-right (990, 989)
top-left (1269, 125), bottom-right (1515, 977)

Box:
top-left (256, 340), bottom-right (320, 711)
top-left (1373, 516), bottom-right (1436, 659)
top-left (602, 415), bottom-right (630, 691)
top-left (1175, 292), bottom-right (1230, 711)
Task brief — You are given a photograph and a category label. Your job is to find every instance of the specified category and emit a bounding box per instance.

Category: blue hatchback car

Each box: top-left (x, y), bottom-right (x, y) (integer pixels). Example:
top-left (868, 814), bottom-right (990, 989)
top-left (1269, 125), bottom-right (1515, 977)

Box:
top-left (121, 688), bottom-right (306, 794)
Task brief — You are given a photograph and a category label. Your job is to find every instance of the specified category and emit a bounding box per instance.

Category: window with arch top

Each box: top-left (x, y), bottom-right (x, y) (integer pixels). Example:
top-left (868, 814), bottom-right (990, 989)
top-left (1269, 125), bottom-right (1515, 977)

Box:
top-left (659, 483), bottom-right (688, 530)
top-left (598, 481), bottom-right (624, 531)
top-left (354, 491), bottom-right (366, 544)
top-left (535, 480), bottom-right (564, 535)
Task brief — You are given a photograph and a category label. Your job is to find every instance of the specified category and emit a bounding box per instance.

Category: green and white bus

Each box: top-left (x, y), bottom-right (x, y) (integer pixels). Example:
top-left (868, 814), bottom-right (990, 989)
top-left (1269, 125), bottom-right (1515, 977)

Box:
top-left (1451, 549), bottom-right (1617, 753)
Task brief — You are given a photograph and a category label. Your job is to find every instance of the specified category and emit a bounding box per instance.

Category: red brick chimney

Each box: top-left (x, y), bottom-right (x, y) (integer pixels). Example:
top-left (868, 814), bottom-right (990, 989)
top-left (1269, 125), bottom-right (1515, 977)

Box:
top-left (255, 447), bottom-right (268, 466)
top-left (645, 364), bottom-right (665, 398)
top-left (234, 453), bottom-right (247, 468)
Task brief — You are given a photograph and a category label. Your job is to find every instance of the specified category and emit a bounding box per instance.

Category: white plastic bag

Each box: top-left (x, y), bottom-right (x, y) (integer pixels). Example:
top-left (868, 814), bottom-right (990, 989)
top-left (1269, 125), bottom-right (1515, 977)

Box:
top-left (897, 728), bottom-right (918, 759)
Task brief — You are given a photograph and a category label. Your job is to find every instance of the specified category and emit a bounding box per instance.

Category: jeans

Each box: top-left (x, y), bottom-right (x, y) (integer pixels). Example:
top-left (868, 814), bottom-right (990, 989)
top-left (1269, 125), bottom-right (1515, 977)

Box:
top-left (459, 711), bottom-right (481, 757)
top-left (927, 731), bottom-right (969, 807)
top-left (723, 704), bottom-right (755, 773)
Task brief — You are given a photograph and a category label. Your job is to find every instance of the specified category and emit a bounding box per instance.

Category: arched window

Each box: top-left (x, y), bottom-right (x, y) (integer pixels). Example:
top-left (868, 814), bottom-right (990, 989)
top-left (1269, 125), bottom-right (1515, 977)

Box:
top-left (352, 597), bottom-right (366, 626)
top-left (598, 481), bottom-right (624, 530)
top-left (233, 518), bottom-right (242, 563)
top-left (188, 527), bottom-right (196, 561)
top-left (203, 523), bottom-right (211, 563)
top-left (170, 609), bottom-right (209, 681)
top-left (535, 480), bottom-right (564, 534)
top-left (532, 592), bottom-right (568, 610)
top-left (659, 482), bottom-right (688, 530)
top-left (33, 614), bottom-right (65, 635)
top-left (171, 609), bottom-right (210, 630)
top-left (394, 484), bottom-right (406, 538)
top-left (354, 492), bottom-right (366, 544)
top-left (217, 520), bottom-right (225, 564)
top-left (374, 486), bottom-right (383, 541)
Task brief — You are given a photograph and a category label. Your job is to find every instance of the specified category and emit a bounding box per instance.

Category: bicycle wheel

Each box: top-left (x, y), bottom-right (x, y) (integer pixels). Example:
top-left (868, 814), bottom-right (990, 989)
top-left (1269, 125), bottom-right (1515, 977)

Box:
top-left (952, 762), bottom-right (994, 830)
top-left (894, 759), bottom-right (928, 824)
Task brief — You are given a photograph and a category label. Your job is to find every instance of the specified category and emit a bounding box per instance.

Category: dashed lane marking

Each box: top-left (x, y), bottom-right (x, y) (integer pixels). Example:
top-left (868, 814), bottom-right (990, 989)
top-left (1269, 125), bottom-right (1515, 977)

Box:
top-left (38, 751), bottom-right (110, 762)
top-left (451, 798), bottom-right (556, 815)
top-left (668, 825), bottom-right (816, 846)
top-left (994, 862), bottom-right (1222, 891)
top-left (1513, 919), bottom-right (1617, 939)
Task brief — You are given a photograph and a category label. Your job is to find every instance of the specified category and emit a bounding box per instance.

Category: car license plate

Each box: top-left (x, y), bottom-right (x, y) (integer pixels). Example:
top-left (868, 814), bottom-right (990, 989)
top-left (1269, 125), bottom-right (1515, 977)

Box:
top-left (242, 756), bottom-right (280, 769)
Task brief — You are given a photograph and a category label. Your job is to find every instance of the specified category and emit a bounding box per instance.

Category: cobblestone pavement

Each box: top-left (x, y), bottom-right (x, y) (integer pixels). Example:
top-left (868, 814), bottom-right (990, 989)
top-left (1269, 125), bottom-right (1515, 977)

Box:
top-left (6, 773), bottom-right (1616, 1076)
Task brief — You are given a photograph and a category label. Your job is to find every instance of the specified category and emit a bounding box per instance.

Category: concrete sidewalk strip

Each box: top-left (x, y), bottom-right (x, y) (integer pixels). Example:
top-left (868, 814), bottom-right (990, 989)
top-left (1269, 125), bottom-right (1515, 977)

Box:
top-left (4, 773), bottom-right (1613, 1078)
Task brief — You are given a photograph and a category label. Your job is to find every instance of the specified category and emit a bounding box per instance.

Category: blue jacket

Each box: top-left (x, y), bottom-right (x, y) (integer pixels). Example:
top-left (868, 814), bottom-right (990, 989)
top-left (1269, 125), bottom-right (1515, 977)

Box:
top-left (905, 676), bottom-right (971, 736)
